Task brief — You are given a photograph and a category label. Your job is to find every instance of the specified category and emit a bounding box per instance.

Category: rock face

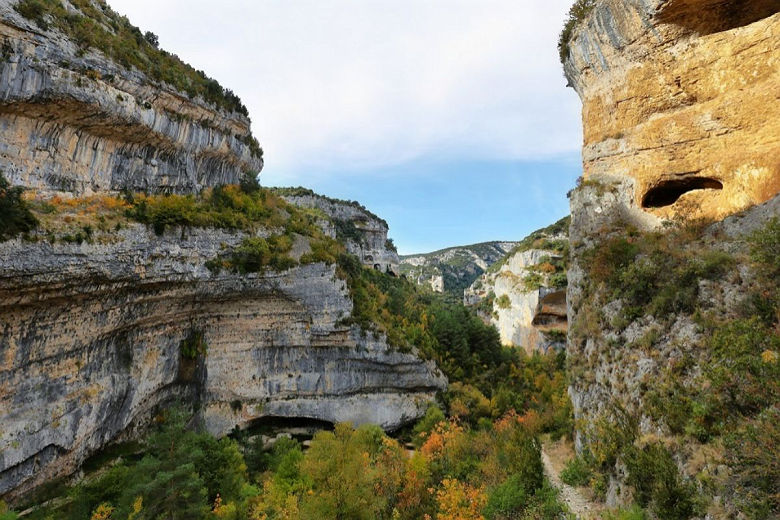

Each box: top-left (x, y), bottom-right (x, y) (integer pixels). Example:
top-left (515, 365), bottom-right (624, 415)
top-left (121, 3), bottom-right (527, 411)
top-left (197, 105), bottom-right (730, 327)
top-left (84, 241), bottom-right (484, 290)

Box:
top-left (567, 176), bottom-right (779, 509)
top-left (400, 241), bottom-right (519, 297)
top-left (0, 3), bottom-right (262, 194)
top-left (281, 192), bottom-right (400, 274)
top-left (0, 225), bottom-right (445, 502)
top-left (465, 245), bottom-right (568, 354)
top-left (564, 0), bottom-right (780, 221)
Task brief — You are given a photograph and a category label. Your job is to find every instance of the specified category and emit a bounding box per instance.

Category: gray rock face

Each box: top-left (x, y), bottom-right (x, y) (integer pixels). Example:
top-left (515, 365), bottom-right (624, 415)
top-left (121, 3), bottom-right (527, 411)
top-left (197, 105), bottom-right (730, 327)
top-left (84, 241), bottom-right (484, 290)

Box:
top-left (0, 3), bottom-right (262, 194)
top-left (567, 177), bottom-right (779, 506)
top-left (282, 193), bottom-right (400, 274)
top-left (465, 248), bottom-right (567, 353)
top-left (0, 226), bottom-right (445, 502)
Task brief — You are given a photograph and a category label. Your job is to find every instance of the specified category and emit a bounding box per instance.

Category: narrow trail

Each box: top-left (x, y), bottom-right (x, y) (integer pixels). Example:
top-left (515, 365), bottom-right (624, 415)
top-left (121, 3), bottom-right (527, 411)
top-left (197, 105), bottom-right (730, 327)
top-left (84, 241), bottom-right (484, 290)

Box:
top-left (541, 441), bottom-right (604, 520)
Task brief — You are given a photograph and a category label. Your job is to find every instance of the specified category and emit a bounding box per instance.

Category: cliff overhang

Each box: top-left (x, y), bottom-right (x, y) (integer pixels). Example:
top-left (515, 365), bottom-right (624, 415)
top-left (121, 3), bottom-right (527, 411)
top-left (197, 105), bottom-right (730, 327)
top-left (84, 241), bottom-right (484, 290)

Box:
top-left (562, 0), bottom-right (780, 222)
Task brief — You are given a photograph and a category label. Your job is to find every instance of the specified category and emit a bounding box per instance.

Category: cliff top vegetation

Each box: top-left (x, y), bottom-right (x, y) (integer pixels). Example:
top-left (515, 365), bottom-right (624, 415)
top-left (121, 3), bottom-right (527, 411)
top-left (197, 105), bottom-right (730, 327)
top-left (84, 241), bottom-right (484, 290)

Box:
top-left (558, 0), bottom-right (596, 64)
top-left (13, 0), bottom-right (250, 118)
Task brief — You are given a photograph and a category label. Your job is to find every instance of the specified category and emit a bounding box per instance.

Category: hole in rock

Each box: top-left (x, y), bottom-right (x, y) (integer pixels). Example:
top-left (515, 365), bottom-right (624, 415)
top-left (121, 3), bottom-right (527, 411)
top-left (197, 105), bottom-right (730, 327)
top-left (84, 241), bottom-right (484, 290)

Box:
top-left (237, 415), bottom-right (335, 440)
top-left (658, 0), bottom-right (779, 35)
top-left (641, 177), bottom-right (723, 208)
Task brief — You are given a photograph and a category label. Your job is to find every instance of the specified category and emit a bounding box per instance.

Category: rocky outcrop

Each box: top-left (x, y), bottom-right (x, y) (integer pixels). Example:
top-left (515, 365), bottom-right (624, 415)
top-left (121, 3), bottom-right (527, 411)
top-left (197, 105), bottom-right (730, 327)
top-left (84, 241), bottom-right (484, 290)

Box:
top-left (465, 247), bottom-right (568, 354)
top-left (281, 192), bottom-right (400, 274)
top-left (0, 2), bottom-right (262, 194)
top-left (567, 173), bottom-right (779, 509)
top-left (400, 241), bottom-right (519, 297)
top-left (0, 225), bottom-right (445, 502)
top-left (564, 0), bottom-right (780, 221)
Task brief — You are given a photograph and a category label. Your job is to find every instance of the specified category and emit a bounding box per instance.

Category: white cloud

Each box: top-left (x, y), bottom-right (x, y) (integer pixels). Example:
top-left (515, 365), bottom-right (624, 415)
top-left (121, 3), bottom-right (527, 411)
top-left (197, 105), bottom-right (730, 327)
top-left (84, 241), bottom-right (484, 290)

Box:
top-left (107, 0), bottom-right (582, 181)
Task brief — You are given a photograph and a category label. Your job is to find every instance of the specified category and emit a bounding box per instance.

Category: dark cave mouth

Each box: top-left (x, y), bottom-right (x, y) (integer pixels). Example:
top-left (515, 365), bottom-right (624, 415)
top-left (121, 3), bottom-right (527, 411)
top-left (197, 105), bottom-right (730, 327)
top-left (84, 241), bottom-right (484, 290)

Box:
top-left (641, 177), bottom-right (723, 208)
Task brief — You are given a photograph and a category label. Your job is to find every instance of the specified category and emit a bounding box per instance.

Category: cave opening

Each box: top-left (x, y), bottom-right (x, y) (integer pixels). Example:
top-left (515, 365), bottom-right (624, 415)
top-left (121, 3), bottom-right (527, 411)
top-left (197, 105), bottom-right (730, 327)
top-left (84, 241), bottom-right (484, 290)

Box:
top-left (641, 177), bottom-right (723, 208)
top-left (657, 0), bottom-right (779, 35)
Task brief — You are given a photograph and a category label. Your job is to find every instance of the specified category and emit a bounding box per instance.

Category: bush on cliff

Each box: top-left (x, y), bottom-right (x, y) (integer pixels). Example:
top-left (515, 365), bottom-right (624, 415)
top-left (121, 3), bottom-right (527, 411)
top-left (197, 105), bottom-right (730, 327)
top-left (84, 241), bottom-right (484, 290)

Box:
top-left (558, 0), bottom-right (597, 64)
top-left (14, 0), bottom-right (254, 122)
top-left (0, 172), bottom-right (38, 241)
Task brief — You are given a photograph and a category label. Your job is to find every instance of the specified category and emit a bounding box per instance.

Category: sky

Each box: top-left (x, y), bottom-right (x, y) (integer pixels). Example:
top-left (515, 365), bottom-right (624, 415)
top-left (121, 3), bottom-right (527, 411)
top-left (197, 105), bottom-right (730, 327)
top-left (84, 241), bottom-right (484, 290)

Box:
top-left (108, 0), bottom-right (583, 254)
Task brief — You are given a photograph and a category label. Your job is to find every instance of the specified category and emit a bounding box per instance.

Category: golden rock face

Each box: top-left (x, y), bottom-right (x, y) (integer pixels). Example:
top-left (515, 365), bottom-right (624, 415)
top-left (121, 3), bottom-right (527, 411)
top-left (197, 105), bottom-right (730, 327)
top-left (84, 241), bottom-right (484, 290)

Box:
top-left (564, 0), bottom-right (780, 221)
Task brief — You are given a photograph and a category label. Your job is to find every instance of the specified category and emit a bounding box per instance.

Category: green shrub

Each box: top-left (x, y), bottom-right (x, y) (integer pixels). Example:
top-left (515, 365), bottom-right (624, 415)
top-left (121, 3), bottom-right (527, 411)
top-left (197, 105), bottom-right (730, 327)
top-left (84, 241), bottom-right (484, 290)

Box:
top-left (0, 172), bottom-right (38, 240)
top-left (603, 505), bottom-right (648, 520)
top-left (496, 294), bottom-right (511, 309)
top-left (180, 329), bottom-right (207, 359)
top-left (748, 217), bottom-right (780, 278)
top-left (560, 455), bottom-right (591, 486)
top-left (483, 473), bottom-right (530, 519)
top-left (0, 501), bottom-right (18, 520)
top-left (412, 405), bottom-right (446, 447)
top-left (725, 406), bottom-right (780, 518)
top-left (624, 442), bottom-right (700, 520)
top-left (14, 0), bottom-right (49, 29)
top-left (558, 0), bottom-right (597, 64)
top-left (239, 170), bottom-right (261, 195)
top-left (228, 235), bottom-right (297, 274)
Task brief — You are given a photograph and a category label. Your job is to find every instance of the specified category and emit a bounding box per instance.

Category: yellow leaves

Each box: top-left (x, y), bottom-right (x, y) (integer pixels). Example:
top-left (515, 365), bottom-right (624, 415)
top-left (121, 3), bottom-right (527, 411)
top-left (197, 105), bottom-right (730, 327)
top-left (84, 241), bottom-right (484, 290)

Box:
top-left (420, 420), bottom-right (463, 460)
top-left (435, 479), bottom-right (486, 520)
top-left (126, 496), bottom-right (143, 520)
top-left (761, 349), bottom-right (778, 364)
top-left (90, 503), bottom-right (115, 520)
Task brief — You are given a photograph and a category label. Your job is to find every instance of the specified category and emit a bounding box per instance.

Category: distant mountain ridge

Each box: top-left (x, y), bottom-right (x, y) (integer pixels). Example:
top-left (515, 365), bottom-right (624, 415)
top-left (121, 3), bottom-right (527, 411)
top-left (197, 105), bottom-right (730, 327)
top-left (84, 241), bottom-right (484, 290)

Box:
top-left (399, 241), bottom-right (519, 296)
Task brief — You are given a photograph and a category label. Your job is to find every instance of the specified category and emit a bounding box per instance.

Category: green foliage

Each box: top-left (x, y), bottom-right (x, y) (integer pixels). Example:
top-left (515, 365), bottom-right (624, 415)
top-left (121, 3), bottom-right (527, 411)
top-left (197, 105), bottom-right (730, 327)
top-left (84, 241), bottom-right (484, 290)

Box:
top-left (179, 329), bottom-right (207, 359)
top-left (15, 0), bottom-right (252, 119)
top-left (0, 501), bottom-right (18, 520)
top-left (603, 505), bottom-right (648, 520)
top-left (483, 473), bottom-right (532, 519)
top-left (748, 217), bottom-right (780, 279)
top-left (558, 0), bottom-right (597, 63)
top-left (239, 170), bottom-right (261, 195)
top-left (298, 424), bottom-right (400, 520)
top-left (522, 272), bottom-right (544, 292)
top-left (412, 404), bottom-right (446, 447)
top-left (487, 216), bottom-right (570, 275)
top-left (496, 294), bottom-right (511, 310)
top-left (624, 442), bottom-right (700, 520)
top-left (227, 235), bottom-right (297, 274)
top-left (28, 409), bottom-right (248, 520)
top-left (126, 185), bottom-right (280, 235)
top-left (725, 405), bottom-right (780, 518)
top-left (0, 172), bottom-right (38, 240)
top-left (560, 455), bottom-right (591, 487)
top-left (684, 317), bottom-right (780, 441)
top-left (584, 231), bottom-right (734, 322)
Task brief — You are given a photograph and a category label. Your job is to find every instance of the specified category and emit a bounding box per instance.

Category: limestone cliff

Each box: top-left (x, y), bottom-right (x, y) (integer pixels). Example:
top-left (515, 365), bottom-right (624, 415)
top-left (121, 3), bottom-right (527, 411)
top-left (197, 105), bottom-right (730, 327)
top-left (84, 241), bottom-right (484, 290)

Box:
top-left (400, 241), bottom-right (519, 297)
top-left (0, 1), bottom-right (262, 194)
top-left (279, 189), bottom-right (400, 275)
top-left (563, 1), bottom-right (780, 514)
top-left (563, 0), bottom-right (780, 221)
top-left (464, 219), bottom-right (568, 354)
top-left (0, 223), bottom-right (445, 502)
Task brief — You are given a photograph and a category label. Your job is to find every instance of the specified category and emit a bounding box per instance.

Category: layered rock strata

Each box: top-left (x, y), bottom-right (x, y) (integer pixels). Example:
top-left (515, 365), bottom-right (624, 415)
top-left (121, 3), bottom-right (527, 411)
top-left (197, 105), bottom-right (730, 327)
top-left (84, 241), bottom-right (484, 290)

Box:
top-left (564, 0), bottom-right (780, 221)
top-left (0, 3), bottom-right (262, 194)
top-left (282, 193), bottom-right (400, 274)
top-left (0, 225), bottom-right (445, 502)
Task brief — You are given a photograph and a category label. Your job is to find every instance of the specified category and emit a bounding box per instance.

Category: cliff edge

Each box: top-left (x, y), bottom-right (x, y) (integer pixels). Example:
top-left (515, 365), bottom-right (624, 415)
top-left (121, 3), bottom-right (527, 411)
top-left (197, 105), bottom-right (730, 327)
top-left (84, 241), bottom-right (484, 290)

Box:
top-left (0, 0), bottom-right (262, 194)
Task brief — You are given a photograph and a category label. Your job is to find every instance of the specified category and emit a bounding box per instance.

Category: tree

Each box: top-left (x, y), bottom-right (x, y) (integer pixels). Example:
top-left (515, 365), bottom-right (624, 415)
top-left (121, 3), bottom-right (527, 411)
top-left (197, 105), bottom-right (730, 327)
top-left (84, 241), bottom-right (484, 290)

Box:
top-left (143, 31), bottom-right (159, 48)
top-left (0, 172), bottom-right (37, 240)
